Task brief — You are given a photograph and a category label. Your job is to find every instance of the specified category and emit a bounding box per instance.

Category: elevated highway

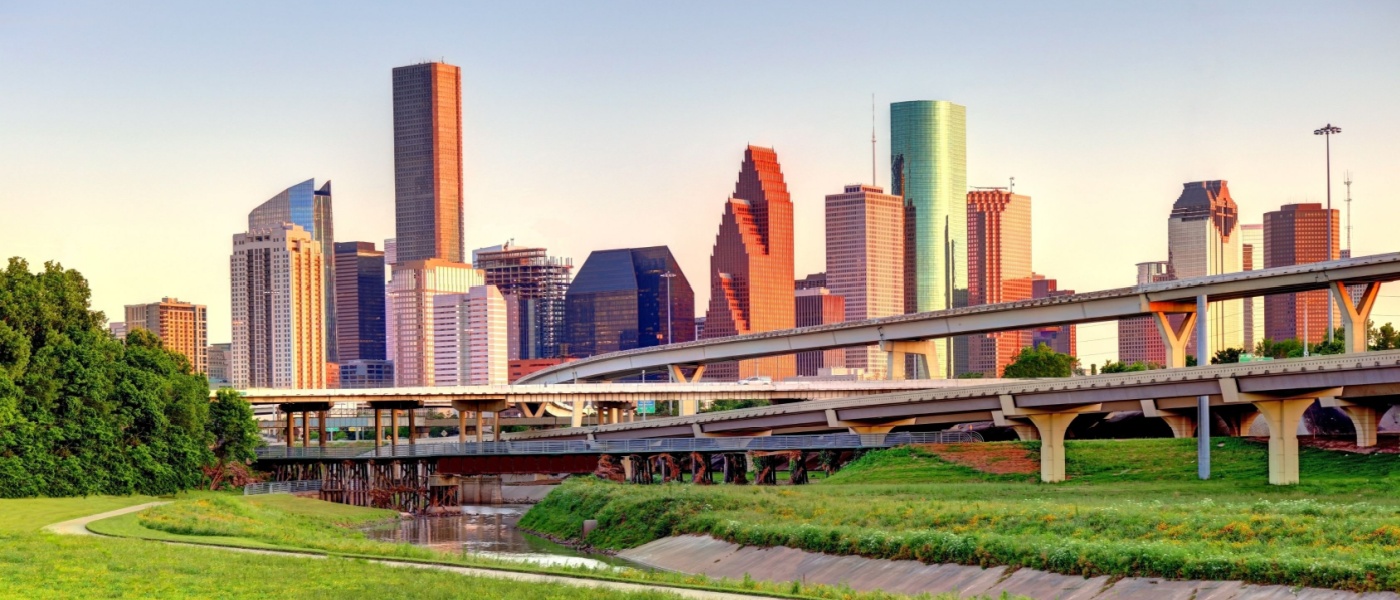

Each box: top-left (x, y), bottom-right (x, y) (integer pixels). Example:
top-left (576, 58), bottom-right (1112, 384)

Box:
top-left (512, 351), bottom-right (1400, 485)
top-left (517, 253), bottom-right (1396, 391)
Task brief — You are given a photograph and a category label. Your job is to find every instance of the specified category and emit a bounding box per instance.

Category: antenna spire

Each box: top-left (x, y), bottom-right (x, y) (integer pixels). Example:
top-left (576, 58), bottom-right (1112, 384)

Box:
top-left (871, 93), bottom-right (877, 187)
top-left (1344, 171), bottom-right (1353, 254)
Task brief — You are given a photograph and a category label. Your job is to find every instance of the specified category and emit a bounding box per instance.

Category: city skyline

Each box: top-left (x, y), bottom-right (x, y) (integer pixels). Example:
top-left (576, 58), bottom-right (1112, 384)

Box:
top-left (3, 3), bottom-right (1399, 367)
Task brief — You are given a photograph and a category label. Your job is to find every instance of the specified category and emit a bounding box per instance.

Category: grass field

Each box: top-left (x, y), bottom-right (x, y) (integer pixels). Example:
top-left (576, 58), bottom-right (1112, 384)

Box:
top-left (519, 438), bottom-right (1400, 593)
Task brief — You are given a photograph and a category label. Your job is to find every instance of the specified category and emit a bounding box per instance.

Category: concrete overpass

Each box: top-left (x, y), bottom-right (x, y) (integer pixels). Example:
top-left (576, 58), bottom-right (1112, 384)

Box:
top-left (511, 351), bottom-right (1400, 485)
top-left (517, 253), bottom-right (1395, 390)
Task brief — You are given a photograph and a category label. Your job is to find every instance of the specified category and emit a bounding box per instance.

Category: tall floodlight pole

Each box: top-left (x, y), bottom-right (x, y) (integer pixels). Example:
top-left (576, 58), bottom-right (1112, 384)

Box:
top-left (662, 271), bottom-right (676, 385)
top-left (1314, 124), bottom-right (1342, 344)
top-left (1196, 294), bottom-right (1210, 480)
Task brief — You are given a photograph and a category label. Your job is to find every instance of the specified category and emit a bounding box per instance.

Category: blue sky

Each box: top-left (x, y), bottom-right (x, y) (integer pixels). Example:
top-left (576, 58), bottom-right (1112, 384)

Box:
top-left (2, 1), bottom-right (1398, 365)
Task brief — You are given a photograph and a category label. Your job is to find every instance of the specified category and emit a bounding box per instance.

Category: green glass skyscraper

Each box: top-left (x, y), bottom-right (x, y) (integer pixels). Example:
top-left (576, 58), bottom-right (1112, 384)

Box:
top-left (890, 100), bottom-right (967, 379)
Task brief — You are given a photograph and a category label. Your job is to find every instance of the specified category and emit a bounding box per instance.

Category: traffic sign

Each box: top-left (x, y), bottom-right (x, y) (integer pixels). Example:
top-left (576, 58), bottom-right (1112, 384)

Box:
top-left (637, 400), bottom-right (656, 414)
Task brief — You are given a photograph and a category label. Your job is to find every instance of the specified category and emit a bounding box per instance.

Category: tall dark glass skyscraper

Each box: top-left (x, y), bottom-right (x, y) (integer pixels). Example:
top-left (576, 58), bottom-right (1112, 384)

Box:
top-left (333, 242), bottom-right (386, 361)
top-left (565, 247), bottom-right (694, 358)
top-left (249, 178), bottom-right (336, 361)
top-left (392, 62), bottom-right (463, 264)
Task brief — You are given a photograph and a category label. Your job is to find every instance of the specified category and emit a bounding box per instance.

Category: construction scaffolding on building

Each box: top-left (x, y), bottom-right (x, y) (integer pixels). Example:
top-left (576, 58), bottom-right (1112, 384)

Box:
top-left (473, 243), bottom-right (573, 360)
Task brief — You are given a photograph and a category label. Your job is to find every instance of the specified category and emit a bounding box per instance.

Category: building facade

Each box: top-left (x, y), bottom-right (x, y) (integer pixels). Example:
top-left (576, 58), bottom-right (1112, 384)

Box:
top-left (1264, 203), bottom-right (1340, 344)
top-left (1117, 261), bottom-right (1171, 365)
top-left (230, 224), bottom-right (327, 389)
top-left (565, 246), bottom-right (695, 358)
top-left (825, 184), bottom-right (904, 378)
top-left (795, 287), bottom-right (846, 377)
top-left (1167, 181), bottom-right (1243, 353)
top-left (248, 179), bottom-right (335, 361)
top-left (701, 146), bottom-right (796, 381)
top-left (338, 360), bottom-right (394, 389)
top-left (965, 190), bottom-right (1033, 377)
top-left (433, 285), bottom-right (508, 386)
top-left (206, 342), bottom-right (231, 385)
top-left (393, 62), bottom-right (463, 264)
top-left (387, 259), bottom-right (482, 386)
top-left (472, 243), bottom-right (572, 360)
top-left (1240, 223), bottom-right (1265, 350)
top-left (333, 242), bottom-right (386, 362)
top-left (124, 297), bottom-right (209, 374)
top-left (1030, 276), bottom-right (1077, 357)
top-left (890, 100), bottom-right (967, 378)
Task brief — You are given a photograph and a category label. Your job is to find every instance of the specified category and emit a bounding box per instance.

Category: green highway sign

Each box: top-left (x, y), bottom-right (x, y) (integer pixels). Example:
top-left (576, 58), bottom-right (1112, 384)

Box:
top-left (637, 400), bottom-right (656, 414)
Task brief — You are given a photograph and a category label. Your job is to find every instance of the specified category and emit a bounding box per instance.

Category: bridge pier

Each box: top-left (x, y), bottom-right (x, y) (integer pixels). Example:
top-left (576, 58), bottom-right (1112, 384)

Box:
top-left (996, 395), bottom-right (1101, 483)
top-left (1333, 281), bottom-right (1381, 354)
top-left (1221, 378), bottom-right (1342, 485)
top-left (668, 364), bottom-right (707, 415)
top-left (880, 340), bottom-right (938, 380)
top-left (1149, 302), bottom-right (1197, 369)
top-left (1140, 399), bottom-right (1200, 439)
top-left (452, 400), bottom-right (508, 443)
top-left (1320, 396), bottom-right (1385, 448)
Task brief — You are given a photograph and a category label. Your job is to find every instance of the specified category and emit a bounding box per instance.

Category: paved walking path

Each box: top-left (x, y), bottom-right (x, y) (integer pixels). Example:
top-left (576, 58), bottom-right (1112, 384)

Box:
top-left (46, 502), bottom-right (763, 600)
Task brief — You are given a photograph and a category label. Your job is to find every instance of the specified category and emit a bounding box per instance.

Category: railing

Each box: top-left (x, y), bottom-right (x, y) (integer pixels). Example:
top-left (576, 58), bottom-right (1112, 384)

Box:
top-left (255, 430), bottom-right (983, 461)
top-left (243, 480), bottom-right (324, 495)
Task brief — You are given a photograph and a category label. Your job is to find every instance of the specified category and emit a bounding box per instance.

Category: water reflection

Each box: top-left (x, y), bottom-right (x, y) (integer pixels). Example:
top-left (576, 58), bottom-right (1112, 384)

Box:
top-left (364, 505), bottom-right (631, 569)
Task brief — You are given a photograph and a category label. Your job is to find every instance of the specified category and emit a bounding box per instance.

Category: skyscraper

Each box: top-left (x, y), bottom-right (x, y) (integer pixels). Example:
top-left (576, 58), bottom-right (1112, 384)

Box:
top-left (230, 224), bottom-right (327, 389)
top-left (565, 246), bottom-right (695, 358)
top-left (966, 190), bottom-right (1033, 377)
top-left (825, 184), bottom-right (904, 379)
top-left (433, 285), bottom-right (508, 386)
top-left (1030, 276), bottom-right (1076, 357)
top-left (701, 146), bottom-right (795, 381)
top-left (334, 242), bottom-right (392, 388)
top-left (206, 342), bottom-right (231, 385)
top-left (1167, 181), bottom-right (1243, 352)
top-left (1264, 203), bottom-right (1340, 344)
top-left (333, 242), bottom-right (386, 361)
top-left (1240, 223), bottom-right (1265, 349)
top-left (393, 62), bottom-right (463, 264)
top-left (249, 179), bottom-right (335, 361)
top-left (388, 259), bottom-right (483, 387)
top-left (472, 243), bottom-right (573, 360)
top-left (890, 100), bottom-right (967, 378)
top-left (124, 297), bottom-right (209, 374)
top-left (794, 286), bottom-right (845, 377)
top-left (1118, 261), bottom-right (1171, 365)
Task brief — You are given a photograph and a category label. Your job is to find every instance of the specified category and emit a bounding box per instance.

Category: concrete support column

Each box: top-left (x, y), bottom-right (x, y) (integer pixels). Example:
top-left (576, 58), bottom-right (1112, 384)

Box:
top-left (1159, 414), bottom-right (1197, 439)
top-left (458, 410), bottom-right (467, 444)
top-left (1026, 412), bottom-right (1078, 483)
top-left (668, 364), bottom-right (706, 416)
top-left (1320, 397), bottom-right (1381, 448)
top-left (285, 408), bottom-right (294, 448)
top-left (493, 411), bottom-right (501, 442)
top-left (318, 410), bottom-right (327, 448)
top-left (1331, 281), bottom-right (1381, 354)
top-left (300, 412), bottom-right (310, 447)
top-left (1252, 398), bottom-right (1314, 485)
top-left (1010, 424), bottom-right (1040, 441)
top-left (407, 408), bottom-right (417, 446)
top-left (373, 409), bottom-right (383, 449)
top-left (475, 409), bottom-right (485, 444)
top-left (1150, 304), bottom-right (1198, 369)
top-left (390, 410), bottom-right (399, 446)
top-left (571, 400), bottom-right (584, 428)
top-left (880, 339), bottom-right (938, 380)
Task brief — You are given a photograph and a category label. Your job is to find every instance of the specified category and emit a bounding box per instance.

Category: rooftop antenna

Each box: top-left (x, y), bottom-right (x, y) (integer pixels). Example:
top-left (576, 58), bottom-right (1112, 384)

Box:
top-left (1344, 171), bottom-right (1353, 254)
top-left (1009, 176), bottom-right (1015, 193)
top-left (871, 93), bottom-right (877, 187)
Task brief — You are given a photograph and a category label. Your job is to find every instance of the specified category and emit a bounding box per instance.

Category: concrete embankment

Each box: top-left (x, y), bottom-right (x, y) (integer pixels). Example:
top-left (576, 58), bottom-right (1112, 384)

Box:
top-left (620, 535), bottom-right (1400, 600)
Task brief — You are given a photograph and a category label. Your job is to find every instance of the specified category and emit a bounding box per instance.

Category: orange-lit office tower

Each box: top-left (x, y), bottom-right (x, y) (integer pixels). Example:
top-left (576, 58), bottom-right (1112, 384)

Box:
top-left (392, 62), bottom-right (463, 264)
top-left (230, 224), bottom-right (327, 389)
top-left (965, 190), bottom-right (1034, 377)
top-left (826, 185), bottom-right (905, 378)
top-left (124, 298), bottom-right (208, 374)
top-left (794, 277), bottom-right (846, 377)
top-left (1117, 261), bottom-right (1171, 365)
top-left (1264, 203), bottom-right (1340, 344)
top-left (701, 146), bottom-right (796, 381)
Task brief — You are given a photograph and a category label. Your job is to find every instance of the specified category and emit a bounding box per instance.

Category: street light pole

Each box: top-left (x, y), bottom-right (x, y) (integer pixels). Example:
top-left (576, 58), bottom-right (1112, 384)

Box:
top-left (661, 270), bottom-right (676, 384)
top-left (1314, 123), bottom-right (1342, 344)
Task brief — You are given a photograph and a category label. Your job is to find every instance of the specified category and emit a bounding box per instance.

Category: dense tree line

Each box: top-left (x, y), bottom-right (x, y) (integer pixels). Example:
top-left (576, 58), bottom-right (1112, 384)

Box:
top-left (0, 258), bottom-right (255, 497)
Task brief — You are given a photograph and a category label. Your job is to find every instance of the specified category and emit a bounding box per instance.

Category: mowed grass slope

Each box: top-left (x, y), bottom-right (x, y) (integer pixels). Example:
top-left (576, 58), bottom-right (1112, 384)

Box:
top-left (519, 438), bottom-right (1400, 592)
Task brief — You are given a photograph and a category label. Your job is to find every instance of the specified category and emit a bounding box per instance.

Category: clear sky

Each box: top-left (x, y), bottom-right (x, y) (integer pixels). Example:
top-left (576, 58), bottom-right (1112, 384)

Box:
top-left (2, 1), bottom-right (1398, 366)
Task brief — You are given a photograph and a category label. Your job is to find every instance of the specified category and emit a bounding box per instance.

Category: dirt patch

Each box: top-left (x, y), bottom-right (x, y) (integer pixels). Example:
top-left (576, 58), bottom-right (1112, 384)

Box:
top-left (1286, 434), bottom-right (1400, 455)
top-left (913, 443), bottom-right (1038, 475)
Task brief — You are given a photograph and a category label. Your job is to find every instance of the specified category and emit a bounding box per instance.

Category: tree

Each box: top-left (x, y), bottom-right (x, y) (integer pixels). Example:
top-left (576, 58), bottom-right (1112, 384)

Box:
top-left (957, 371), bottom-right (985, 379)
top-left (1211, 348), bottom-right (1243, 364)
top-left (1101, 360), bottom-right (1151, 373)
top-left (1002, 343), bottom-right (1076, 378)
top-left (0, 257), bottom-right (215, 498)
top-left (1255, 338), bottom-right (1304, 359)
top-left (208, 388), bottom-right (259, 464)
top-left (1370, 322), bottom-right (1400, 350)
top-left (701, 399), bottom-right (770, 413)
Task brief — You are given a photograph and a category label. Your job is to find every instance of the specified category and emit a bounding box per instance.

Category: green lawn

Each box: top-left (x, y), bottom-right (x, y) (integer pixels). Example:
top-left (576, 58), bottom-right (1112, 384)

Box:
top-left (519, 438), bottom-right (1400, 593)
top-left (0, 495), bottom-right (158, 533)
